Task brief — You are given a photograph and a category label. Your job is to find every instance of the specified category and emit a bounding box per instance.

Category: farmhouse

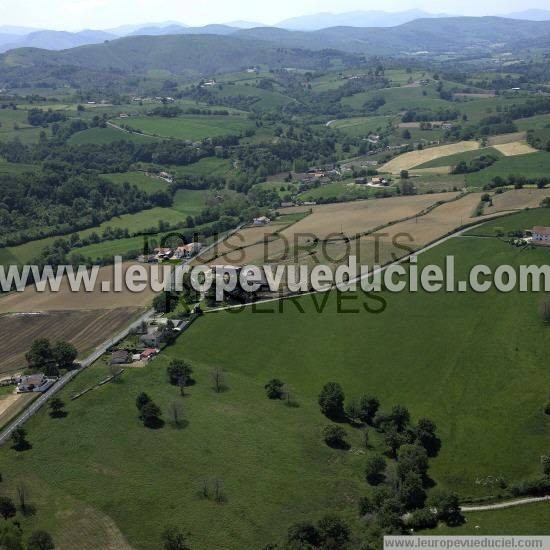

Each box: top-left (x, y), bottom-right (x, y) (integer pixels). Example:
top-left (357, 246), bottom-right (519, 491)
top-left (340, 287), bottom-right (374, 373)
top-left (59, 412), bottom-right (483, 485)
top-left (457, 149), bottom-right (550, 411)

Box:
top-left (111, 350), bottom-right (131, 365)
top-left (174, 243), bottom-right (203, 259)
top-left (138, 253), bottom-right (157, 263)
top-left (154, 247), bottom-right (173, 261)
top-left (158, 171), bottom-right (174, 183)
top-left (532, 226), bottom-right (550, 245)
top-left (16, 374), bottom-right (56, 393)
top-left (253, 216), bottom-right (271, 226)
top-left (140, 348), bottom-right (158, 361)
top-left (140, 328), bottom-right (161, 347)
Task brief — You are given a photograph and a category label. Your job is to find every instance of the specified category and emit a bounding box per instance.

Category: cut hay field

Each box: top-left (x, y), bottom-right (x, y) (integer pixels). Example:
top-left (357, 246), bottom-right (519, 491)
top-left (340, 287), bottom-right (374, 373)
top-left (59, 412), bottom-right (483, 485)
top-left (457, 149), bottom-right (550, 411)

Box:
top-left (0, 307), bottom-right (144, 374)
top-left (483, 188), bottom-right (550, 215)
top-left (0, 262), bottom-right (157, 314)
top-left (349, 192), bottom-right (498, 266)
top-left (0, 393), bottom-right (36, 430)
top-left (491, 141), bottom-right (538, 156)
top-left (487, 132), bottom-right (527, 146)
top-left (381, 141), bottom-right (480, 173)
top-left (124, 115), bottom-right (254, 140)
top-left (1, 227), bottom-right (550, 548)
top-left (206, 193), bottom-right (457, 266)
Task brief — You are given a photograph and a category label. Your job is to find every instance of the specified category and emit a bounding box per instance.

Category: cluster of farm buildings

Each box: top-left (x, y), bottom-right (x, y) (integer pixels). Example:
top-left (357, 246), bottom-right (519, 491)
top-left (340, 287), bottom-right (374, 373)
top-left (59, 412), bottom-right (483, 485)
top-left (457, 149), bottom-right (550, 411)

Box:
top-left (138, 242), bottom-right (204, 263)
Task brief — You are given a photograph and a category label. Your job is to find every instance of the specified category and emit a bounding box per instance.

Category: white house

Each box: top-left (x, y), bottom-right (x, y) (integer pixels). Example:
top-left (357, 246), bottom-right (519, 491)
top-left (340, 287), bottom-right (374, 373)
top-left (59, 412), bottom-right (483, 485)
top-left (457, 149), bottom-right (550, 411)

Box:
top-left (174, 243), bottom-right (203, 259)
top-left (17, 374), bottom-right (56, 393)
top-left (253, 216), bottom-right (271, 226)
top-left (532, 226), bottom-right (550, 245)
top-left (154, 247), bottom-right (173, 261)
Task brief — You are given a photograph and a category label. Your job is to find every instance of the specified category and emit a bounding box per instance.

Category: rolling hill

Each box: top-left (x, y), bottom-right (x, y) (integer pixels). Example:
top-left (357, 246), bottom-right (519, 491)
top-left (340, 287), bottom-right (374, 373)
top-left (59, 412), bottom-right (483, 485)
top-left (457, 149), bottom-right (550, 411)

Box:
top-left (2, 16), bottom-right (550, 83)
top-left (0, 29), bottom-right (116, 53)
top-left (0, 34), bottom-right (356, 79)
top-left (237, 16), bottom-right (550, 54)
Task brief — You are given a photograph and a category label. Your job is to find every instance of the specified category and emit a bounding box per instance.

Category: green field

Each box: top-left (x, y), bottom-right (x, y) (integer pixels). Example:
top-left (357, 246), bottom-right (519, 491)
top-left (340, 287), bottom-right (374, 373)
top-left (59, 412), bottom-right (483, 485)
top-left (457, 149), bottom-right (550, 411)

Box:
top-left (465, 152), bottom-right (550, 186)
top-left (389, 126), bottom-right (447, 146)
top-left (433, 502), bottom-right (550, 535)
top-left (1, 189), bottom-right (210, 265)
top-left (0, 158), bottom-right (38, 175)
top-left (415, 147), bottom-right (503, 169)
top-left (329, 115), bottom-right (394, 137)
top-left (68, 126), bottom-right (155, 145)
top-left (342, 85), bottom-right (448, 113)
top-left (454, 96), bottom-right (534, 123)
top-left (101, 171), bottom-right (170, 193)
top-left (465, 207), bottom-right (550, 237)
top-left (298, 181), bottom-right (377, 201)
top-left (211, 83), bottom-right (295, 110)
top-left (124, 115), bottom-right (254, 140)
top-left (170, 157), bottom-right (234, 178)
top-left (2, 224), bottom-right (550, 547)
top-left (408, 173), bottom-right (467, 193)
top-left (516, 113), bottom-right (550, 131)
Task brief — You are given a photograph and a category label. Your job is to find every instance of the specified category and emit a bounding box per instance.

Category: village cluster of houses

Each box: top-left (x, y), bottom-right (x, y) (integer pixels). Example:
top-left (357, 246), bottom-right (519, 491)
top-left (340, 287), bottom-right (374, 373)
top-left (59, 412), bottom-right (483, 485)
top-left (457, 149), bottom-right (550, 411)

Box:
top-left (138, 242), bottom-right (203, 263)
top-left (110, 318), bottom-right (188, 366)
top-left (131, 96), bottom-right (175, 103)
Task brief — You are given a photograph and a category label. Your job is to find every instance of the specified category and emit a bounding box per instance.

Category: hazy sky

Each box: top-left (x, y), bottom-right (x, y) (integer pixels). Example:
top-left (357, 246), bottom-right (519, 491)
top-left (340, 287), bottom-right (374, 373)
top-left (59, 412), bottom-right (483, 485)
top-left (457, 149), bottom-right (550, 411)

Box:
top-left (0, 0), bottom-right (548, 31)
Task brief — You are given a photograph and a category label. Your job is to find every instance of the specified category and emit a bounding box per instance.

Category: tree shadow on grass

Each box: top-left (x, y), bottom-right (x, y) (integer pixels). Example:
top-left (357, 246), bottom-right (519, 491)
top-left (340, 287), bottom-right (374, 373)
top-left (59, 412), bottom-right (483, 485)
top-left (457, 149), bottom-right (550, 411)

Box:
top-left (49, 411), bottom-right (68, 419)
top-left (143, 418), bottom-right (165, 430)
top-left (11, 439), bottom-right (32, 452)
top-left (20, 504), bottom-right (36, 517)
top-left (171, 419), bottom-right (189, 430)
top-left (326, 440), bottom-right (351, 451)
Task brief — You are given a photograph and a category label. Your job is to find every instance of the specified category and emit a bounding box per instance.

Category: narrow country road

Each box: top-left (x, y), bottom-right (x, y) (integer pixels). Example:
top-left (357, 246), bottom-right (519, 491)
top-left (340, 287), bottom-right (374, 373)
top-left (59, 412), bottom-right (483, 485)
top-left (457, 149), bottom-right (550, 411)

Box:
top-left (461, 495), bottom-right (550, 512)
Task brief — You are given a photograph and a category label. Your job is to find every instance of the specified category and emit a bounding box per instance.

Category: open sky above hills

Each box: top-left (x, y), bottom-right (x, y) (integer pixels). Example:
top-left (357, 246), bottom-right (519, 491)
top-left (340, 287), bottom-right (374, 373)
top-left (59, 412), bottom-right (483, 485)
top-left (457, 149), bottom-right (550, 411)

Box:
top-left (1, 2), bottom-right (550, 32)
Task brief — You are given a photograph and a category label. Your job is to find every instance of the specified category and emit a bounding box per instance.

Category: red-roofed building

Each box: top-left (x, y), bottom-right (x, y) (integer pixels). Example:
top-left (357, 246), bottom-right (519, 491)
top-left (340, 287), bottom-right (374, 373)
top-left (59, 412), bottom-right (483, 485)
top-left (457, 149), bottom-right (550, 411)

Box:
top-left (140, 348), bottom-right (158, 361)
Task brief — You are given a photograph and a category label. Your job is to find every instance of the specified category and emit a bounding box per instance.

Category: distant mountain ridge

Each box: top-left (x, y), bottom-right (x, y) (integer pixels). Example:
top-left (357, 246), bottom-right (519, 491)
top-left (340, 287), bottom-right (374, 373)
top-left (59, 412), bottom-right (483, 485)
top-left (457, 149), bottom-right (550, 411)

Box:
top-left (0, 29), bottom-right (115, 53)
top-left (275, 9), bottom-right (452, 30)
top-left (3, 10), bottom-right (550, 53)
top-left (0, 17), bottom-right (550, 62)
top-left (129, 24), bottom-right (238, 37)
top-left (501, 9), bottom-right (550, 21)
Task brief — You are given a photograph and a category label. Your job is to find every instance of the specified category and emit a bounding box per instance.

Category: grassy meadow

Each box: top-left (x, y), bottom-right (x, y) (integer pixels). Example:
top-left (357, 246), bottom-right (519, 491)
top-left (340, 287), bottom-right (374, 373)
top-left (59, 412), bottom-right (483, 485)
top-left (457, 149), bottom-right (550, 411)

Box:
top-left (415, 147), bottom-right (504, 169)
top-left (0, 189), bottom-right (210, 266)
top-left (68, 126), bottom-right (155, 145)
top-left (124, 115), bottom-right (254, 140)
top-left (2, 219), bottom-right (550, 547)
top-left (466, 152), bottom-right (550, 186)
